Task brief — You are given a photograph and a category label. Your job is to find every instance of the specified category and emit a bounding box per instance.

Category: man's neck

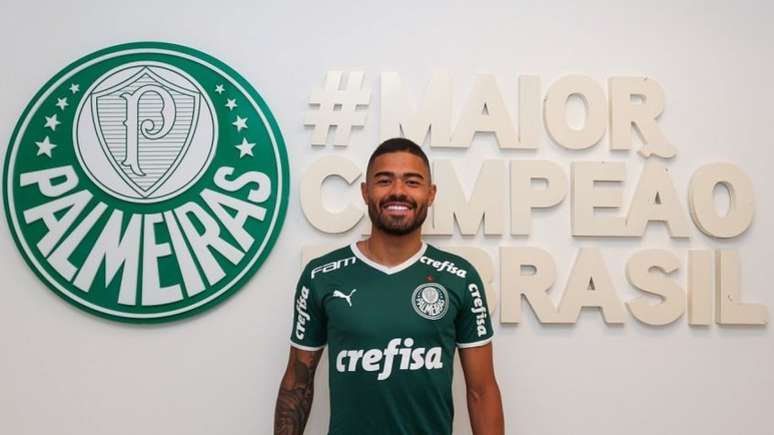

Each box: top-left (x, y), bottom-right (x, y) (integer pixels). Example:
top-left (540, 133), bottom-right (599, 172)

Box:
top-left (357, 229), bottom-right (423, 267)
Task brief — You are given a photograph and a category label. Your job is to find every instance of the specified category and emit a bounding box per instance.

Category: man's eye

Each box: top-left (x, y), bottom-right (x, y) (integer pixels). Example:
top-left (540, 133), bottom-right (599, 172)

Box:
top-left (406, 179), bottom-right (421, 186)
top-left (376, 179), bottom-right (390, 185)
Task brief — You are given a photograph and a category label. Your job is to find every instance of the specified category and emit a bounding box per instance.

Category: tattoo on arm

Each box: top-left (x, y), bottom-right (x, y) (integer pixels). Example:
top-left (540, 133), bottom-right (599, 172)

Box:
top-left (274, 348), bottom-right (322, 435)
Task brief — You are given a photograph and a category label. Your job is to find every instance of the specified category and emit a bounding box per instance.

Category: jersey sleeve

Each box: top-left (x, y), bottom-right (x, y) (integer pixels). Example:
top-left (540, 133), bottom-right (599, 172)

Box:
top-left (289, 264), bottom-right (327, 351)
top-left (455, 264), bottom-right (494, 348)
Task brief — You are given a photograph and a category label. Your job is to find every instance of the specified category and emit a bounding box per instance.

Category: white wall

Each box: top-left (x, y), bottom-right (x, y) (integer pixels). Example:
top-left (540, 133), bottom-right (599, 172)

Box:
top-left (0, 1), bottom-right (772, 434)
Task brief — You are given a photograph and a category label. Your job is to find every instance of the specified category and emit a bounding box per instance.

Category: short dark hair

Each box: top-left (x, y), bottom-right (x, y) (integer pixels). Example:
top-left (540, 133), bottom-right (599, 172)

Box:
top-left (366, 137), bottom-right (431, 178)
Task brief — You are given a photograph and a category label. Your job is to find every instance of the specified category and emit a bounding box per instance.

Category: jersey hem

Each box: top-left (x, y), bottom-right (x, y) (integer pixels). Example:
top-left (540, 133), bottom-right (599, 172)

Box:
top-left (289, 340), bottom-right (327, 351)
top-left (456, 336), bottom-right (493, 349)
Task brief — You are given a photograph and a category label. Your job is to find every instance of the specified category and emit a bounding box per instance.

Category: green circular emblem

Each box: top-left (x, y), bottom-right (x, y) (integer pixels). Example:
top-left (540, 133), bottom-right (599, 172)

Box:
top-left (3, 42), bottom-right (289, 323)
top-left (412, 283), bottom-right (449, 320)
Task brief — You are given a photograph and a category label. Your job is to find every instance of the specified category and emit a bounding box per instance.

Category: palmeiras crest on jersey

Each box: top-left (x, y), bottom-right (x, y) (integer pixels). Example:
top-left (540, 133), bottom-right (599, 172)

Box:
top-left (412, 283), bottom-right (449, 320)
top-left (3, 42), bottom-right (289, 323)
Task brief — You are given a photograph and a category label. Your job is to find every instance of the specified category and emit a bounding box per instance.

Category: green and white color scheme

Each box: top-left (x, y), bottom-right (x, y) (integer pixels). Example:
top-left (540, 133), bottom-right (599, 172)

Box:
top-left (291, 243), bottom-right (494, 435)
top-left (3, 42), bottom-right (289, 323)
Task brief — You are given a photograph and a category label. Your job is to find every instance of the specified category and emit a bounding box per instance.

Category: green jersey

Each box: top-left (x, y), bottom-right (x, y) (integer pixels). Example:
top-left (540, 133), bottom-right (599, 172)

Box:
top-left (289, 242), bottom-right (494, 435)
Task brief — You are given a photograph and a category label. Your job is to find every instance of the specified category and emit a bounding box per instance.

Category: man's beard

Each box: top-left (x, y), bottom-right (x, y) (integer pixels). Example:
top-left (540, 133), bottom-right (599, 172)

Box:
top-left (367, 194), bottom-right (429, 236)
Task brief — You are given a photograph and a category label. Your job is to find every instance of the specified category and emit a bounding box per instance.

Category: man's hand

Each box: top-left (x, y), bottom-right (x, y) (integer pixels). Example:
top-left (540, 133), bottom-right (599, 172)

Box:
top-left (459, 343), bottom-right (504, 435)
top-left (274, 347), bottom-right (323, 435)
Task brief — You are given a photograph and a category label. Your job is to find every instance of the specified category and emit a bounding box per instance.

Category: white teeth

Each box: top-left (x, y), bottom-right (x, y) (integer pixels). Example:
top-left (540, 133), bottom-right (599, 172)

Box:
top-left (385, 205), bottom-right (409, 211)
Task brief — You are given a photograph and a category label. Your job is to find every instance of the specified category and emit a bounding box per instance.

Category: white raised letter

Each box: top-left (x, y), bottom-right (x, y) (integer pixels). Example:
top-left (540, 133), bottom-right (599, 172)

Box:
top-left (48, 202), bottom-right (108, 279)
top-left (175, 202), bottom-right (243, 285)
top-left (23, 190), bottom-right (92, 256)
top-left (626, 160), bottom-right (690, 238)
top-left (510, 160), bottom-right (568, 236)
top-left (142, 213), bottom-right (183, 306)
top-left (609, 77), bottom-right (674, 157)
top-left (452, 74), bottom-right (532, 149)
top-left (73, 210), bottom-right (141, 305)
top-left (431, 159), bottom-right (507, 235)
top-left (689, 163), bottom-right (755, 239)
top-left (716, 250), bottom-right (767, 325)
top-left (572, 162), bottom-right (628, 237)
top-left (19, 165), bottom-right (78, 198)
top-left (380, 71), bottom-right (452, 147)
top-left (544, 75), bottom-right (607, 150)
top-left (500, 247), bottom-right (558, 323)
top-left (625, 249), bottom-right (684, 326)
top-left (301, 156), bottom-right (363, 233)
top-left (556, 248), bottom-right (625, 324)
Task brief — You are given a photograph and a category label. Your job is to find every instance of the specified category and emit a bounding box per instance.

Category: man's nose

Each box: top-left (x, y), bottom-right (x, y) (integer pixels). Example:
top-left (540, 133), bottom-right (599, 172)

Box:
top-left (388, 179), bottom-right (408, 196)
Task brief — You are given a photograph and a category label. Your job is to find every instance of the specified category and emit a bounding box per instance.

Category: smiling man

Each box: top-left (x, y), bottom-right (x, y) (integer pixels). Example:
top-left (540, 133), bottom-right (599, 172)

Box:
top-left (274, 138), bottom-right (504, 435)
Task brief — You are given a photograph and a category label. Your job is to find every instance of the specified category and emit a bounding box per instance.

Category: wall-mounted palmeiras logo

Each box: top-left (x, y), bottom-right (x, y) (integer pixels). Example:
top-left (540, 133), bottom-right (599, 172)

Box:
top-left (3, 42), bottom-right (289, 323)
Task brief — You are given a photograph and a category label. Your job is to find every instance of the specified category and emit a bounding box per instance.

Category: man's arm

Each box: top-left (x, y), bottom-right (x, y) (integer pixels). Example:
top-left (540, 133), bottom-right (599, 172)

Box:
top-left (459, 342), bottom-right (504, 435)
top-left (274, 347), bottom-right (324, 435)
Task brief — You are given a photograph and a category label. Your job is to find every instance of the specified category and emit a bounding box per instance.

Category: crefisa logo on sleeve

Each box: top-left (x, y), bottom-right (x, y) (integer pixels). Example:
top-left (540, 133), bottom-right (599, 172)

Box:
top-left (3, 42), bottom-right (289, 323)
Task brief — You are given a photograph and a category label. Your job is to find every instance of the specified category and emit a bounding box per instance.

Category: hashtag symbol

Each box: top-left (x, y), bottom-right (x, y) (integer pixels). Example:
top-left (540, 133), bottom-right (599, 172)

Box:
top-left (304, 71), bottom-right (371, 146)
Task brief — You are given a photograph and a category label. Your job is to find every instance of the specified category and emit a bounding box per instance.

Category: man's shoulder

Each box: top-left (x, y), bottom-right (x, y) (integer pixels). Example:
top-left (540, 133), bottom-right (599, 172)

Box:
top-left (420, 243), bottom-right (477, 280)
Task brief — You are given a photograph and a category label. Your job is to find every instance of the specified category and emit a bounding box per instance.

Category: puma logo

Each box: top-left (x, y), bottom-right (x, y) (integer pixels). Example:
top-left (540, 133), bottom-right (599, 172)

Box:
top-left (332, 289), bottom-right (357, 307)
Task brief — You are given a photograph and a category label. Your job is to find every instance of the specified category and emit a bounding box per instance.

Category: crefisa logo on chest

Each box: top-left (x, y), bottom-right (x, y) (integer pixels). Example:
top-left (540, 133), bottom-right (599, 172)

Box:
top-left (3, 42), bottom-right (289, 323)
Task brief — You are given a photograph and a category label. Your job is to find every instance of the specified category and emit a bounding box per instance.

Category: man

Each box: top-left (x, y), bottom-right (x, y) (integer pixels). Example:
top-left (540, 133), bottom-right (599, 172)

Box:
top-left (274, 138), bottom-right (504, 435)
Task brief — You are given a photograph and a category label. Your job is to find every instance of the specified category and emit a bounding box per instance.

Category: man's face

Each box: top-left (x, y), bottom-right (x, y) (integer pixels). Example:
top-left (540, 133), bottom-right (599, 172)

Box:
top-left (361, 151), bottom-right (436, 236)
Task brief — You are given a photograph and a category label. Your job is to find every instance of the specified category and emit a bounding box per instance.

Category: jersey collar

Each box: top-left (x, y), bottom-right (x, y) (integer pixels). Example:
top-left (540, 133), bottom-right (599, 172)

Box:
top-left (350, 241), bottom-right (427, 275)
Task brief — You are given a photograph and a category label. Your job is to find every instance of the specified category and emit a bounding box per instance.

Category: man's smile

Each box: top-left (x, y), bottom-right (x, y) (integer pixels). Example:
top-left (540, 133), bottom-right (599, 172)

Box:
top-left (381, 200), bottom-right (415, 217)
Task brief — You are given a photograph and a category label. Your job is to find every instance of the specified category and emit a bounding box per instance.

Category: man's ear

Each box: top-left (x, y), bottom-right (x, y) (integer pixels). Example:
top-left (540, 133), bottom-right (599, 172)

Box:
top-left (428, 183), bottom-right (437, 207)
top-left (360, 181), bottom-right (368, 204)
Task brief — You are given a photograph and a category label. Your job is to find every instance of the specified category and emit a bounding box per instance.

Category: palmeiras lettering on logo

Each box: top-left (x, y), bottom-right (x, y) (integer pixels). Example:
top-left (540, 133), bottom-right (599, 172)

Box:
top-left (412, 283), bottom-right (449, 320)
top-left (3, 42), bottom-right (289, 323)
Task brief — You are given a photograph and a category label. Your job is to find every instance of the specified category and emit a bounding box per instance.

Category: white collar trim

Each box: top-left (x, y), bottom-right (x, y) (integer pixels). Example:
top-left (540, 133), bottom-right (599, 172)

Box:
top-left (350, 241), bottom-right (427, 275)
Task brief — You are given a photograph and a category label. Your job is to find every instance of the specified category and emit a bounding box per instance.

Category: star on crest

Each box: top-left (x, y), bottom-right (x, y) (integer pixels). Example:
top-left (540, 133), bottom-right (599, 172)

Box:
top-left (235, 137), bottom-right (256, 158)
top-left (55, 97), bottom-right (68, 110)
top-left (225, 99), bottom-right (237, 110)
top-left (69, 83), bottom-right (80, 94)
top-left (232, 116), bottom-right (248, 131)
top-left (215, 84), bottom-right (225, 94)
top-left (35, 136), bottom-right (57, 157)
top-left (44, 114), bottom-right (61, 131)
